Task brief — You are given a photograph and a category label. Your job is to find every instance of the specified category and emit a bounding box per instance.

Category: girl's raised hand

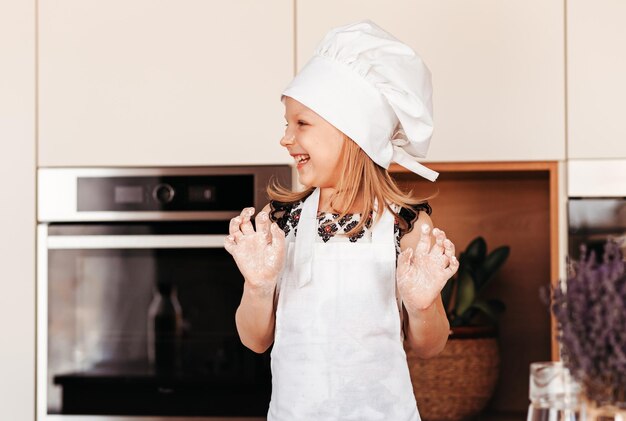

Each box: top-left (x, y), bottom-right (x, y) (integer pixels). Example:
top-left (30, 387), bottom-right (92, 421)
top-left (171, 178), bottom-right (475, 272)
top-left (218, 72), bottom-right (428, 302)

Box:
top-left (396, 224), bottom-right (459, 312)
top-left (224, 207), bottom-right (286, 296)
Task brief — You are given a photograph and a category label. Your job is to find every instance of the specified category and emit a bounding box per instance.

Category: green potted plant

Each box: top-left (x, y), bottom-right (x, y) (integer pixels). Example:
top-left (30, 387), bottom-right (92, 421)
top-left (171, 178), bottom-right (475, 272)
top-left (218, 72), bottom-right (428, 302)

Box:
top-left (404, 236), bottom-right (510, 421)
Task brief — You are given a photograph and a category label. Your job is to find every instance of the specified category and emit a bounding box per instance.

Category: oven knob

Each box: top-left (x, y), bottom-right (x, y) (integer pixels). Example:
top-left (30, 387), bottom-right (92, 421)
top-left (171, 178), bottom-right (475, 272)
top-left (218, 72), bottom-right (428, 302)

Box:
top-left (153, 183), bottom-right (175, 204)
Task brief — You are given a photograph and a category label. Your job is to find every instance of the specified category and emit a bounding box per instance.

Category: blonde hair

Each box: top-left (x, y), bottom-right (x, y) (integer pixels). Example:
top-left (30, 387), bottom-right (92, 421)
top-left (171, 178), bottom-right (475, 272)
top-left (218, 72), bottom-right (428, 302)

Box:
top-left (267, 134), bottom-right (435, 237)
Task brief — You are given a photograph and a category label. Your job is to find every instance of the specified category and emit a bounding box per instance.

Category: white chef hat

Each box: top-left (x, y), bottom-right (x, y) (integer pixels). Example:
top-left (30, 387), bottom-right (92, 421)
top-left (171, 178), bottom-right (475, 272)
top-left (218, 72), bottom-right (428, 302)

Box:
top-left (281, 19), bottom-right (438, 181)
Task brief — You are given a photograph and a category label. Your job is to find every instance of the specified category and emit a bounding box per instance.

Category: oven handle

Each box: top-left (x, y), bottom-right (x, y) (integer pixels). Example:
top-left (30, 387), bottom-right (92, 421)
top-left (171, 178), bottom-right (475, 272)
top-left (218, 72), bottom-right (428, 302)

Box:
top-left (46, 234), bottom-right (228, 249)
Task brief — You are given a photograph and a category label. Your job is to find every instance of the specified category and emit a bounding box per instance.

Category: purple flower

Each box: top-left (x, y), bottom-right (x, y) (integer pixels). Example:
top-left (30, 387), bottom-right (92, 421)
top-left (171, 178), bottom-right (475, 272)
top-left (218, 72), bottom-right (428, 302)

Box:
top-left (551, 240), bottom-right (626, 406)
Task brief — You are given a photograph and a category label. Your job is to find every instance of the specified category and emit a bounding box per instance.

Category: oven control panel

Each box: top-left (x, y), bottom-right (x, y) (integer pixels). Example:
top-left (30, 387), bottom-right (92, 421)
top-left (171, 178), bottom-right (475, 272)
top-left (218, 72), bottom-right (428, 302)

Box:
top-left (37, 166), bottom-right (292, 221)
top-left (77, 175), bottom-right (251, 211)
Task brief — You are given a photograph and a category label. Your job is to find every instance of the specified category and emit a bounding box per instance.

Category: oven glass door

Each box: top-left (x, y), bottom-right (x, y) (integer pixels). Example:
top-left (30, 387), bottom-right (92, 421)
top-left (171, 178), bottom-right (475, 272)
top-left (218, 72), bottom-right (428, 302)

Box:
top-left (39, 222), bottom-right (271, 417)
top-left (568, 198), bottom-right (626, 259)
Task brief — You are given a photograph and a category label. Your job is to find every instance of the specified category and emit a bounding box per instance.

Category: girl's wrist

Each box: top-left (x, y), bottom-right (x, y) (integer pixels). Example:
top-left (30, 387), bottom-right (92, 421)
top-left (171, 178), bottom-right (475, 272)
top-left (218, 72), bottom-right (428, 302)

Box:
top-left (405, 298), bottom-right (438, 320)
top-left (243, 278), bottom-right (277, 298)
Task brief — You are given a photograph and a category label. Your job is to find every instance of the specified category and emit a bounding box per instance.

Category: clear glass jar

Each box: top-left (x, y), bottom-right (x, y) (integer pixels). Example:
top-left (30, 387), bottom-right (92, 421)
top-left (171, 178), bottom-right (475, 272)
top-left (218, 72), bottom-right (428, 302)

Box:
top-left (527, 361), bottom-right (582, 421)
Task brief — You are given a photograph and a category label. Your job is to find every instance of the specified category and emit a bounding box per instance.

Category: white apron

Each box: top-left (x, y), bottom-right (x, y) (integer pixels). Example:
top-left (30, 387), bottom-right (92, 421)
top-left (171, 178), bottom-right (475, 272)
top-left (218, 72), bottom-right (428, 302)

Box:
top-left (268, 187), bottom-right (420, 421)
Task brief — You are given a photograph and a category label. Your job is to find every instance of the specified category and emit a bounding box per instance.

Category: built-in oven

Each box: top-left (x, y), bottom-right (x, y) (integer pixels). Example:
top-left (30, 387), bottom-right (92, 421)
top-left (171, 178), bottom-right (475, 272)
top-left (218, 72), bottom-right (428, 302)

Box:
top-left (568, 198), bottom-right (626, 259)
top-left (567, 159), bottom-right (626, 260)
top-left (37, 166), bottom-right (291, 421)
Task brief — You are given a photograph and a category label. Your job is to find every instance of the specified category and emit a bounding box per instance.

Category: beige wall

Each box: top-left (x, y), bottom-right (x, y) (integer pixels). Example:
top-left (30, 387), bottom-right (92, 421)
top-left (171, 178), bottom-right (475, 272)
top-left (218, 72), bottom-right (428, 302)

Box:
top-left (0, 0), bottom-right (36, 419)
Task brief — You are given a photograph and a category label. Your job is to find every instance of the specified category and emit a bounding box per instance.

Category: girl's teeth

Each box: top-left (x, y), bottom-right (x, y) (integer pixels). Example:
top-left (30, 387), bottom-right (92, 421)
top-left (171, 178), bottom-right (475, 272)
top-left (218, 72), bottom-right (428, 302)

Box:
top-left (295, 155), bottom-right (310, 163)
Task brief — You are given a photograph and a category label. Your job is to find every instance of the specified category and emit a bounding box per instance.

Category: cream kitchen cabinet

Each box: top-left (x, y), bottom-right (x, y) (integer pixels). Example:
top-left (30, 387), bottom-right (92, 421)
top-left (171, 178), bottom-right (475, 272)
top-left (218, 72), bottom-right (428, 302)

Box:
top-left (0, 0), bottom-right (36, 419)
top-left (295, 0), bottom-right (565, 162)
top-left (567, 0), bottom-right (626, 159)
top-left (38, 0), bottom-right (293, 167)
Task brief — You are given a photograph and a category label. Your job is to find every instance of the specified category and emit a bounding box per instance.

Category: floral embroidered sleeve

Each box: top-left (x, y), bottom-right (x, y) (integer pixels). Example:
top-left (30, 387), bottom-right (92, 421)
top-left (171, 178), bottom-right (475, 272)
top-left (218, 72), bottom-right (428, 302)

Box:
top-left (395, 202), bottom-right (432, 256)
top-left (269, 200), bottom-right (303, 237)
top-left (269, 198), bottom-right (431, 251)
top-left (398, 202), bottom-right (432, 237)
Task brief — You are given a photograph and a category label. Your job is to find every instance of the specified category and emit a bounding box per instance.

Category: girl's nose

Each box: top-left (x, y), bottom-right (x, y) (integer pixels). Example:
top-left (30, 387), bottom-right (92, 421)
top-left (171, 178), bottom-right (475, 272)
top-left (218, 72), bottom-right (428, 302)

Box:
top-left (280, 133), bottom-right (296, 147)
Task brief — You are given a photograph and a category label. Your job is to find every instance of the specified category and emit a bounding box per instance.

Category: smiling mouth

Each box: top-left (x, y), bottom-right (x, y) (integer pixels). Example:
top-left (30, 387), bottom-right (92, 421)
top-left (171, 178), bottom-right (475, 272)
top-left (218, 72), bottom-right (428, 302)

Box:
top-left (293, 154), bottom-right (310, 165)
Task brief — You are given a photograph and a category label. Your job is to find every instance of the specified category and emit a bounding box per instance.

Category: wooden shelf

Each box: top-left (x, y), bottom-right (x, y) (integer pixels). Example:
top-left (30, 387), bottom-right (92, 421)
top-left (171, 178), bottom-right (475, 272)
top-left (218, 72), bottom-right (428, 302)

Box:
top-left (391, 161), bottom-right (558, 415)
top-left (390, 161), bottom-right (557, 173)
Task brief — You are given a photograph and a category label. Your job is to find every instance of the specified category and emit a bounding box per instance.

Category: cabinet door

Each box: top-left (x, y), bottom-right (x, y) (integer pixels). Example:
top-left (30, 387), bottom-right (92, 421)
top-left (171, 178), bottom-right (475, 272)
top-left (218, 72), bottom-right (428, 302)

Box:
top-left (39, 0), bottom-right (293, 166)
top-left (295, 1), bottom-right (565, 162)
top-left (0, 0), bottom-right (36, 419)
top-left (567, 0), bottom-right (626, 159)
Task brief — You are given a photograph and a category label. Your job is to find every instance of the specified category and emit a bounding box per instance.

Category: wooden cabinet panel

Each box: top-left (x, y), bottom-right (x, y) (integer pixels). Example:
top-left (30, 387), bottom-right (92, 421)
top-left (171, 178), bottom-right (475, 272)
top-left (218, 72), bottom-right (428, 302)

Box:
top-left (296, 1), bottom-right (565, 162)
top-left (39, 0), bottom-right (294, 166)
top-left (567, 0), bottom-right (626, 158)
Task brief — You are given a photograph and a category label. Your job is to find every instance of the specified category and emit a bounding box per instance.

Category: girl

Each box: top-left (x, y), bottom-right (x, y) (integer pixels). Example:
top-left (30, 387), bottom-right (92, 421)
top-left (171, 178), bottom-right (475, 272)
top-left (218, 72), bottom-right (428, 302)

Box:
top-left (224, 20), bottom-right (459, 421)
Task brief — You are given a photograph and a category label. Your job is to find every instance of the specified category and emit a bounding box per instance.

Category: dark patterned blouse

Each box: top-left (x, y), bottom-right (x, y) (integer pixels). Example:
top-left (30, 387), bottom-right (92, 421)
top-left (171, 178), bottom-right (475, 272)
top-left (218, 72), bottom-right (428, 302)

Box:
top-left (269, 197), bottom-right (432, 258)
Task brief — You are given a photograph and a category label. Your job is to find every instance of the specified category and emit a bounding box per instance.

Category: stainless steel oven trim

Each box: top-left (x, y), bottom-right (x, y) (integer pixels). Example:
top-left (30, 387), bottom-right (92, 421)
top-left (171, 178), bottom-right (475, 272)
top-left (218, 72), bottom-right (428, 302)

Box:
top-left (39, 166), bottom-right (282, 177)
top-left (45, 416), bottom-right (265, 421)
top-left (40, 211), bottom-right (241, 222)
top-left (46, 234), bottom-right (228, 249)
top-left (568, 159), bottom-right (626, 197)
top-left (37, 224), bottom-right (49, 421)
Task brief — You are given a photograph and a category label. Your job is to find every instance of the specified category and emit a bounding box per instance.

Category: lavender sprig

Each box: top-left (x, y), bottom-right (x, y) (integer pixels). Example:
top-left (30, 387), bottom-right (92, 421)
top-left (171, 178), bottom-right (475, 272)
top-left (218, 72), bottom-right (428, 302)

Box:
top-left (552, 240), bottom-right (626, 406)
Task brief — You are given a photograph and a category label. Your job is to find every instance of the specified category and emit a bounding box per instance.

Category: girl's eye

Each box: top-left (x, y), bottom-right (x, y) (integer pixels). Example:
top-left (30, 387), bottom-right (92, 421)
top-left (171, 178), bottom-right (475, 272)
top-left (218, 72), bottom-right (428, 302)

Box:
top-left (284, 121), bottom-right (307, 127)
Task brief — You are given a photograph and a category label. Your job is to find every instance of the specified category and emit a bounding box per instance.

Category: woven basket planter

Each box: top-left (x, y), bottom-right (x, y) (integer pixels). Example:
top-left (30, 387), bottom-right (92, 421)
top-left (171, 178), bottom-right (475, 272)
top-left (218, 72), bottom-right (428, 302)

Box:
top-left (404, 326), bottom-right (500, 421)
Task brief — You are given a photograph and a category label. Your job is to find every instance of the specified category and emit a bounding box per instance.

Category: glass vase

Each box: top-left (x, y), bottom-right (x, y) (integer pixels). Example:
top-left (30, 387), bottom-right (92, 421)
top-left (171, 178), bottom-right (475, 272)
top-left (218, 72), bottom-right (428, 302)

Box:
top-left (527, 361), bottom-right (582, 421)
